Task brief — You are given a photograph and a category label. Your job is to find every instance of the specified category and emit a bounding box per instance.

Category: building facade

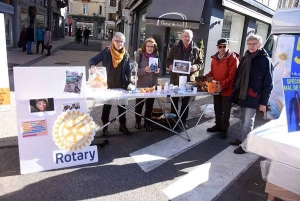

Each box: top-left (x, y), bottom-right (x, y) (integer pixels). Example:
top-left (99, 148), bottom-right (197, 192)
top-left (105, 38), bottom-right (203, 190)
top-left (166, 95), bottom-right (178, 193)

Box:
top-left (121, 0), bottom-right (280, 75)
top-left (67, 0), bottom-right (105, 39)
top-left (105, 0), bottom-right (117, 39)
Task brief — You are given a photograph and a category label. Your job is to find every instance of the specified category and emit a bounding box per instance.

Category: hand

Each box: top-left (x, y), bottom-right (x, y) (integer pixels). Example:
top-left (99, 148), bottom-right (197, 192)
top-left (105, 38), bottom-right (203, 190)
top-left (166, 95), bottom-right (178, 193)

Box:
top-left (145, 66), bottom-right (151, 73)
top-left (168, 65), bottom-right (173, 71)
top-left (190, 65), bottom-right (196, 73)
top-left (216, 83), bottom-right (223, 92)
top-left (259, 105), bottom-right (267, 112)
top-left (90, 65), bottom-right (96, 69)
top-left (155, 68), bottom-right (160, 74)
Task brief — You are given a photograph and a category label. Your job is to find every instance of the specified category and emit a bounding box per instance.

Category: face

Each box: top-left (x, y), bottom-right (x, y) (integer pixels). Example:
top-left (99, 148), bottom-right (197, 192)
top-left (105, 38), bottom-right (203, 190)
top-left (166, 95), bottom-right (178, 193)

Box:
top-left (217, 44), bottom-right (229, 54)
top-left (181, 31), bottom-right (193, 47)
top-left (247, 39), bottom-right (261, 53)
top-left (112, 36), bottom-right (125, 50)
top-left (145, 41), bottom-right (155, 54)
top-left (37, 100), bottom-right (47, 111)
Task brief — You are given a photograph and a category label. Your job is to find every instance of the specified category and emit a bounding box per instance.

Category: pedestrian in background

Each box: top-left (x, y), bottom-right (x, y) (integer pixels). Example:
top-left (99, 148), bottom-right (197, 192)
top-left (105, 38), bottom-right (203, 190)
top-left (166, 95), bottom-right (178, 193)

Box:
top-left (229, 35), bottom-right (273, 154)
top-left (76, 28), bottom-right (82, 44)
top-left (36, 24), bottom-right (45, 54)
top-left (19, 26), bottom-right (27, 52)
top-left (83, 28), bottom-right (90, 46)
top-left (44, 27), bottom-right (52, 56)
top-left (166, 29), bottom-right (204, 128)
top-left (205, 39), bottom-right (239, 139)
top-left (26, 24), bottom-right (34, 55)
top-left (89, 32), bottom-right (132, 136)
top-left (135, 38), bottom-right (162, 131)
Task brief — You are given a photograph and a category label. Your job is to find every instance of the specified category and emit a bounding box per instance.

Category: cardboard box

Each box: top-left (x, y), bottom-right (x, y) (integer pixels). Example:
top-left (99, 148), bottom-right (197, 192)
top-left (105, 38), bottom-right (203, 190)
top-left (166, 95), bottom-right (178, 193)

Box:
top-left (265, 182), bottom-right (300, 201)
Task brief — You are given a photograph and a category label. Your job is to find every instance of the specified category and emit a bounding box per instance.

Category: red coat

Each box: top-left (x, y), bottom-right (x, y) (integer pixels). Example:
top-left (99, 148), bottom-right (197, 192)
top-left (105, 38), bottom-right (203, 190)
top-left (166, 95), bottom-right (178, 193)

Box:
top-left (205, 50), bottom-right (239, 96)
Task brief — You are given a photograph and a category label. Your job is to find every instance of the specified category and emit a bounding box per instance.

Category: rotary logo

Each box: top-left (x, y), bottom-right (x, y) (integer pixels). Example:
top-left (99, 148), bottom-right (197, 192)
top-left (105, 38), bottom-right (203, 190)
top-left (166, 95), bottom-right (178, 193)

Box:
top-left (53, 111), bottom-right (95, 151)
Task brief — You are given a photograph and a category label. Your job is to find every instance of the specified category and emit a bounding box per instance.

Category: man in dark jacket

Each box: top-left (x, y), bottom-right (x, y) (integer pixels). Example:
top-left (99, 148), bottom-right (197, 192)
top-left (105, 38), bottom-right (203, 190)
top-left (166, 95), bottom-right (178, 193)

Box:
top-left (26, 24), bottom-right (34, 55)
top-left (166, 29), bottom-right (204, 128)
top-left (83, 28), bottom-right (90, 46)
top-left (229, 35), bottom-right (273, 154)
top-left (205, 39), bottom-right (239, 139)
top-left (89, 32), bottom-right (132, 136)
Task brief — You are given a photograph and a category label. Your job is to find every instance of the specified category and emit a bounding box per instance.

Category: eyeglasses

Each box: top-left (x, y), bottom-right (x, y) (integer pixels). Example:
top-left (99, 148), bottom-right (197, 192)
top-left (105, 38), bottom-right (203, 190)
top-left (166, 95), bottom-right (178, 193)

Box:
top-left (114, 40), bottom-right (125, 44)
top-left (146, 45), bottom-right (154, 48)
top-left (247, 43), bottom-right (258, 46)
top-left (218, 45), bottom-right (227, 49)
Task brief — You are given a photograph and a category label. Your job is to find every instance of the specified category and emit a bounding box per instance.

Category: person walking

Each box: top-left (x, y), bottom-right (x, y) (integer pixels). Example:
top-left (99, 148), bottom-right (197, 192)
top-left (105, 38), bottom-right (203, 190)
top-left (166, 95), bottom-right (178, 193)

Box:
top-left (19, 26), bottom-right (27, 52)
top-left (166, 29), bottom-right (204, 128)
top-left (229, 35), bottom-right (273, 154)
top-left (205, 39), bottom-right (239, 139)
top-left (26, 24), bottom-right (34, 55)
top-left (135, 38), bottom-right (162, 131)
top-left (76, 28), bottom-right (82, 44)
top-left (44, 27), bottom-right (52, 56)
top-left (89, 32), bottom-right (132, 136)
top-left (83, 28), bottom-right (90, 46)
top-left (36, 24), bottom-right (45, 54)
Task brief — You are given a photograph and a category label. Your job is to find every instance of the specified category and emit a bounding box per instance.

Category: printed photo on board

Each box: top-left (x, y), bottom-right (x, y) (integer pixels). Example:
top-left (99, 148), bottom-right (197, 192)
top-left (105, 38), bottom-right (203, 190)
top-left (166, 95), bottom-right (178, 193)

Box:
top-left (63, 102), bottom-right (80, 112)
top-left (64, 70), bottom-right (83, 94)
top-left (29, 98), bottom-right (55, 113)
top-left (172, 60), bottom-right (191, 74)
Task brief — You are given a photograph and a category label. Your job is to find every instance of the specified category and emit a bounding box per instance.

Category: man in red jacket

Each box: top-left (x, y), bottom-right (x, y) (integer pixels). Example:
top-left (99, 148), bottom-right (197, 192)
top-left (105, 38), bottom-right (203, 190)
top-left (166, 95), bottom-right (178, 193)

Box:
top-left (205, 39), bottom-right (239, 139)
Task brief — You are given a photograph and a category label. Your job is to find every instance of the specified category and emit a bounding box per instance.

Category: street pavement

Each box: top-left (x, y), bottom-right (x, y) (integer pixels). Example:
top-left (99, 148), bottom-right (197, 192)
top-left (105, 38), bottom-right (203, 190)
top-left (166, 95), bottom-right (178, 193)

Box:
top-left (0, 38), bottom-right (274, 201)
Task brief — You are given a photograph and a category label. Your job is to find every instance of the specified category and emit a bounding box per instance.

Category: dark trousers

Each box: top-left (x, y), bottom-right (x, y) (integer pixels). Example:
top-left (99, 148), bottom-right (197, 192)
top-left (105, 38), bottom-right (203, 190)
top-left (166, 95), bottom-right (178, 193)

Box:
top-left (213, 95), bottom-right (232, 130)
top-left (135, 98), bottom-right (155, 124)
top-left (84, 37), bottom-right (89, 46)
top-left (171, 96), bottom-right (190, 123)
top-left (102, 104), bottom-right (126, 126)
top-left (22, 44), bottom-right (26, 52)
top-left (36, 40), bottom-right (44, 53)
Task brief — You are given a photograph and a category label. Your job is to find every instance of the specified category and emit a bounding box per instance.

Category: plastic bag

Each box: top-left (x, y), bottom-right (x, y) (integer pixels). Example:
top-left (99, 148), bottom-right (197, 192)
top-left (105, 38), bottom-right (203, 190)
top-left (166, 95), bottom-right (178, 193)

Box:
top-left (87, 66), bottom-right (108, 90)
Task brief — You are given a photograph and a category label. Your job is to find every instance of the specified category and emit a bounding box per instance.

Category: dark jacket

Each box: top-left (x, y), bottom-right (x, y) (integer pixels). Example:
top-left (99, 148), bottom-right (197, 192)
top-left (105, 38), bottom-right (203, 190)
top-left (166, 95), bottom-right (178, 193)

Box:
top-left (232, 48), bottom-right (274, 109)
top-left (26, 26), bottom-right (34, 42)
top-left (83, 29), bottom-right (90, 38)
top-left (166, 40), bottom-right (204, 85)
top-left (206, 49), bottom-right (239, 96)
top-left (19, 29), bottom-right (27, 45)
top-left (136, 48), bottom-right (162, 88)
top-left (89, 46), bottom-right (131, 89)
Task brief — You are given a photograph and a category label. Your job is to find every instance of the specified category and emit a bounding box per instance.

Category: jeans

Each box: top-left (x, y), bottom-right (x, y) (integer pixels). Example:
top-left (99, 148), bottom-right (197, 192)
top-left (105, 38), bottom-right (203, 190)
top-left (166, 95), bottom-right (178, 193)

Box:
top-left (171, 96), bottom-right (190, 123)
top-left (213, 95), bottom-right (232, 130)
top-left (102, 104), bottom-right (126, 125)
top-left (135, 98), bottom-right (155, 124)
top-left (84, 37), bottom-right (89, 46)
top-left (26, 41), bottom-right (32, 53)
top-left (36, 40), bottom-right (44, 53)
top-left (239, 107), bottom-right (256, 142)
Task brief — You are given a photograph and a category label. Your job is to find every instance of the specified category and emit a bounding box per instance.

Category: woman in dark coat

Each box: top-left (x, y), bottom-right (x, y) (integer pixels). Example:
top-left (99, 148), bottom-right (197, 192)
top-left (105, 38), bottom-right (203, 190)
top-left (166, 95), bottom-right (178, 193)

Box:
top-left (19, 27), bottom-right (27, 52)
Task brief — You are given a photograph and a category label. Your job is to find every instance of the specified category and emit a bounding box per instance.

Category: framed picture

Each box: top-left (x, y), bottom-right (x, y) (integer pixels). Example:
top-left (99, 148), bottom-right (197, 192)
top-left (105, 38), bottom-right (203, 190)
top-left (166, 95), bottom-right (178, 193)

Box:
top-left (172, 60), bottom-right (191, 74)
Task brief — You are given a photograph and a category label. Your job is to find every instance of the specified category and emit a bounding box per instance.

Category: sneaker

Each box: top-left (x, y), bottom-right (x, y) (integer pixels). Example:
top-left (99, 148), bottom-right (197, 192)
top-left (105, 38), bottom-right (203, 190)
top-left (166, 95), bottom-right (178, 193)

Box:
top-left (207, 125), bottom-right (222, 132)
top-left (230, 139), bottom-right (242, 146)
top-left (234, 146), bottom-right (247, 154)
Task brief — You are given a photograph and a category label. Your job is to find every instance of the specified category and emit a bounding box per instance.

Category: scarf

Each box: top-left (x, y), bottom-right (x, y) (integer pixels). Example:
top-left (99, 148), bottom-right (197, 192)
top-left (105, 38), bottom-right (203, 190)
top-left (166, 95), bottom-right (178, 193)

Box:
top-left (236, 50), bottom-right (259, 100)
top-left (110, 43), bottom-right (125, 68)
top-left (182, 43), bottom-right (192, 53)
top-left (144, 52), bottom-right (155, 58)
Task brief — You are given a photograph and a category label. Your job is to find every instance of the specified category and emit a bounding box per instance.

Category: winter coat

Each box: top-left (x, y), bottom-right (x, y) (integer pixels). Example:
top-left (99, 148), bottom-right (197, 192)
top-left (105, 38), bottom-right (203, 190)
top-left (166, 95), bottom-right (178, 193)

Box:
top-left (136, 48), bottom-right (163, 88)
top-left (44, 31), bottom-right (52, 44)
top-left (231, 48), bottom-right (274, 109)
top-left (26, 27), bottom-right (34, 42)
top-left (89, 46), bottom-right (131, 89)
top-left (83, 29), bottom-right (90, 38)
top-left (19, 29), bottom-right (27, 45)
top-left (205, 49), bottom-right (239, 96)
top-left (166, 40), bottom-right (204, 85)
top-left (36, 28), bottom-right (45, 41)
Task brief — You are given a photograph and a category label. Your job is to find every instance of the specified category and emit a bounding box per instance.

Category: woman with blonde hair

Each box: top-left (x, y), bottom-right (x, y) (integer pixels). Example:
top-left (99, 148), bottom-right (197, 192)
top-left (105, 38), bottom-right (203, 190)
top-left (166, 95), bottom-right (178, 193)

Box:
top-left (135, 38), bottom-right (162, 131)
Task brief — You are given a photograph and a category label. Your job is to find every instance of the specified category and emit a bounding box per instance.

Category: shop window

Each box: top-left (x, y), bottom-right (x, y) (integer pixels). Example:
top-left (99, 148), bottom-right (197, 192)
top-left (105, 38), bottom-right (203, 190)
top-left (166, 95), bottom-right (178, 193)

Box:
top-left (108, 13), bottom-right (116, 21)
top-left (36, 15), bottom-right (45, 27)
top-left (264, 34), bottom-right (278, 58)
top-left (138, 9), bottom-right (147, 48)
top-left (221, 9), bottom-right (245, 53)
top-left (76, 22), bottom-right (94, 36)
top-left (68, 3), bottom-right (73, 14)
top-left (110, 0), bottom-right (116, 7)
top-left (256, 21), bottom-right (269, 43)
top-left (83, 4), bottom-right (88, 15)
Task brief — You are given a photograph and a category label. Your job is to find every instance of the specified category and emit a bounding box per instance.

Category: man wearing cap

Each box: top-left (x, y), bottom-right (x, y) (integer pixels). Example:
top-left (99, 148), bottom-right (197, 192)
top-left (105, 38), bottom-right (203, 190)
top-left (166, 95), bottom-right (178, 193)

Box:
top-left (204, 39), bottom-right (239, 139)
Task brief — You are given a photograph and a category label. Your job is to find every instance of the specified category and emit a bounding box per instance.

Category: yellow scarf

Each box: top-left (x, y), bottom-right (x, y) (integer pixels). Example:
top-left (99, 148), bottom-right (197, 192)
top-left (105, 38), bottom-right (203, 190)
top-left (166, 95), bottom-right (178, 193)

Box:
top-left (110, 43), bottom-right (125, 68)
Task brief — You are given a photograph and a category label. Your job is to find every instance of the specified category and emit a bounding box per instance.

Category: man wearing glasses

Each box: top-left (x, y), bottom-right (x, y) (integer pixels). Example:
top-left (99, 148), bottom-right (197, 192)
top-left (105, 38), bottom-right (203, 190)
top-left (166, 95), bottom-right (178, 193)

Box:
top-left (205, 39), bottom-right (239, 139)
top-left (229, 35), bottom-right (273, 154)
top-left (89, 32), bottom-right (132, 136)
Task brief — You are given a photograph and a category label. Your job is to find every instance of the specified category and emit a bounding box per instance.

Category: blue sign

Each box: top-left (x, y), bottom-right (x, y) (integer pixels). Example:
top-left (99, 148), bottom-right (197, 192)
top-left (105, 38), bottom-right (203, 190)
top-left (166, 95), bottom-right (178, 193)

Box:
top-left (290, 36), bottom-right (300, 77)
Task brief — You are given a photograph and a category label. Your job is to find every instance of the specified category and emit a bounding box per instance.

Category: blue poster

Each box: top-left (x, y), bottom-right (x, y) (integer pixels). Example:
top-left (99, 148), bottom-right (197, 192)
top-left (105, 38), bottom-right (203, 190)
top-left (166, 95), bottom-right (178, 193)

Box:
top-left (282, 77), bottom-right (300, 132)
top-left (290, 36), bottom-right (300, 77)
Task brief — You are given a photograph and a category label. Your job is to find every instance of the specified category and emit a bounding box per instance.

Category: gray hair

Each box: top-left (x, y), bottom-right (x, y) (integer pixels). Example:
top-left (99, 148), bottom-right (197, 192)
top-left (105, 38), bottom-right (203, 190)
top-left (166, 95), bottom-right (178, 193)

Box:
top-left (182, 29), bottom-right (193, 38)
top-left (247, 34), bottom-right (263, 44)
top-left (113, 32), bottom-right (126, 42)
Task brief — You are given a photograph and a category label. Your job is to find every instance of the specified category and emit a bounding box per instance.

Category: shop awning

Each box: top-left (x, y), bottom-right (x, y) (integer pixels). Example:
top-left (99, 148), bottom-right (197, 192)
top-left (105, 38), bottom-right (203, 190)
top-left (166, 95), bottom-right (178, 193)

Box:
top-left (146, 0), bottom-right (205, 29)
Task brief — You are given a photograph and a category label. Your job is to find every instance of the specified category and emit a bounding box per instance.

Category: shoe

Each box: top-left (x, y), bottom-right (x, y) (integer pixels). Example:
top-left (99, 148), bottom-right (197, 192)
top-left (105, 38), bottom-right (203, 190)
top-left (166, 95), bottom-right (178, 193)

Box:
top-left (207, 125), bottom-right (222, 132)
top-left (234, 146), bottom-right (247, 154)
top-left (135, 122), bottom-right (141, 130)
top-left (144, 123), bottom-right (152, 131)
top-left (219, 129), bottom-right (227, 139)
top-left (119, 124), bottom-right (131, 135)
top-left (230, 139), bottom-right (242, 146)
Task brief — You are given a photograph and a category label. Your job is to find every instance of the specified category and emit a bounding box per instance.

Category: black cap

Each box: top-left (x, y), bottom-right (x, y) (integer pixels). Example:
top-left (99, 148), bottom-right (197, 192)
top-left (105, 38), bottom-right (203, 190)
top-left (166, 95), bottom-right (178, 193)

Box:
top-left (216, 39), bottom-right (229, 46)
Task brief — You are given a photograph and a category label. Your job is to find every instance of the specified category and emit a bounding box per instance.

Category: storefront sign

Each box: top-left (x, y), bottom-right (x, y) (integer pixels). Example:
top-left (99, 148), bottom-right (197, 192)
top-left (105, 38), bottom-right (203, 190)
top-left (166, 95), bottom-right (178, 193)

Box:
top-left (146, 18), bottom-right (199, 29)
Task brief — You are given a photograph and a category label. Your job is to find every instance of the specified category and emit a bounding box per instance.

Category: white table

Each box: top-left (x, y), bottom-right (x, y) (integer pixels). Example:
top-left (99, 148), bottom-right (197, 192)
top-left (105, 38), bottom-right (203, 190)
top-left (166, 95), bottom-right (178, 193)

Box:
top-left (87, 87), bottom-right (215, 141)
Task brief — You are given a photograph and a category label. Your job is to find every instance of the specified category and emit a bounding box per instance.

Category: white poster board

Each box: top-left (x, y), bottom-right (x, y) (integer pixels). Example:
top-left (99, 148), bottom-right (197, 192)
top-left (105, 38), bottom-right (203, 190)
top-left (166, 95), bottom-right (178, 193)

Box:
top-left (0, 14), bottom-right (11, 111)
top-left (14, 67), bottom-right (98, 174)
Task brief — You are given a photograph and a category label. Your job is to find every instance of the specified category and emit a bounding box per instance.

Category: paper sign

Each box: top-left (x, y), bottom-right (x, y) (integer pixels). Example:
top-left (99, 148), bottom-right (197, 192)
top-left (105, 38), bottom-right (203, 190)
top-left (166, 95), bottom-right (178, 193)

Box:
top-left (290, 36), bottom-right (300, 77)
top-left (21, 120), bottom-right (48, 137)
top-left (0, 88), bottom-right (10, 105)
